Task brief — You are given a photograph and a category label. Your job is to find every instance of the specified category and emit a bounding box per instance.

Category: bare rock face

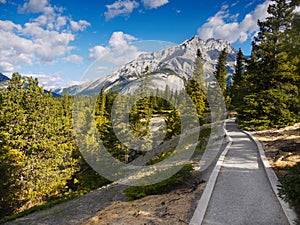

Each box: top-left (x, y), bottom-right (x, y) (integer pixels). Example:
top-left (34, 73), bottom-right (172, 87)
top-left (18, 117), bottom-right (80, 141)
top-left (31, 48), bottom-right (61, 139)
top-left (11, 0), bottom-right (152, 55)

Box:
top-left (59, 36), bottom-right (237, 96)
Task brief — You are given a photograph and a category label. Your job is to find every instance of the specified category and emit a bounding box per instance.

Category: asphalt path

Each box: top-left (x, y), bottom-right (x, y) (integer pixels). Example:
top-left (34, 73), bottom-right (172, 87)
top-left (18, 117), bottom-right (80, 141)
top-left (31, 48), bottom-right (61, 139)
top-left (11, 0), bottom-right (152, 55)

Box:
top-left (200, 121), bottom-right (290, 225)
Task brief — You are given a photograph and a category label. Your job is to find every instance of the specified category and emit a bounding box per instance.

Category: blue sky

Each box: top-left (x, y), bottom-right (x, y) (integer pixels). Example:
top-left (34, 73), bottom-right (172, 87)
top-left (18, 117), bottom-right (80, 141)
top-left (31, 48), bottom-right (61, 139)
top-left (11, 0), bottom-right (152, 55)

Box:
top-left (0, 0), bottom-right (271, 89)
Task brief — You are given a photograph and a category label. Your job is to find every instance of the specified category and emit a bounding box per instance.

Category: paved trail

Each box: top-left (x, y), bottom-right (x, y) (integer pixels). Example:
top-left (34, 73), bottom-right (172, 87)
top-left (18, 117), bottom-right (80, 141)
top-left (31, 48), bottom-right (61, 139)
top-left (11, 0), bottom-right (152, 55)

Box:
top-left (5, 120), bottom-right (293, 225)
top-left (197, 121), bottom-right (290, 225)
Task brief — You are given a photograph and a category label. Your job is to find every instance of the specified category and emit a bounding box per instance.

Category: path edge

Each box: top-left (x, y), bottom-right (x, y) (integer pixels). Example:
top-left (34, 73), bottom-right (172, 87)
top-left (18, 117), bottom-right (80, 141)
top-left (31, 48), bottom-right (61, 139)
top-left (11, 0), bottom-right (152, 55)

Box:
top-left (189, 121), bottom-right (232, 225)
top-left (243, 130), bottom-right (298, 225)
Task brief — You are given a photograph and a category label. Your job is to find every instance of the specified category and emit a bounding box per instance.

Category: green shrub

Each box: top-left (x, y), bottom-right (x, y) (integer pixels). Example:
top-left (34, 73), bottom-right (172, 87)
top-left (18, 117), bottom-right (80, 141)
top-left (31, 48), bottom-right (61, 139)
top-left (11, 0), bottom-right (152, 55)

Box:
top-left (124, 164), bottom-right (193, 200)
top-left (279, 162), bottom-right (300, 208)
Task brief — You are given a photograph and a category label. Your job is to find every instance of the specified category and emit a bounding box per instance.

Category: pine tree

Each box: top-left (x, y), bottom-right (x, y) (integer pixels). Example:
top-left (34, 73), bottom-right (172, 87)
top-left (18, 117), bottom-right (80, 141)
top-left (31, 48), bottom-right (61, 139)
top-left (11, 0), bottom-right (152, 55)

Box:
top-left (214, 48), bottom-right (228, 93)
top-left (0, 73), bottom-right (26, 217)
top-left (232, 48), bottom-right (245, 86)
top-left (228, 48), bottom-right (246, 109)
top-left (165, 107), bottom-right (180, 139)
top-left (194, 49), bottom-right (205, 88)
top-left (236, 0), bottom-right (300, 129)
top-left (0, 73), bottom-right (79, 216)
top-left (186, 49), bottom-right (207, 121)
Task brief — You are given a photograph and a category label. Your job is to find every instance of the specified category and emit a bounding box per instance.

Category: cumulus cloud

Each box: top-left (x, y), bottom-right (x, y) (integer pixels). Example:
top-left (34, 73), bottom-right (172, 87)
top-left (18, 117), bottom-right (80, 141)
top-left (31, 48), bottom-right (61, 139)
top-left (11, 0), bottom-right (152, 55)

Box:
top-left (22, 73), bottom-right (82, 89)
top-left (198, 1), bottom-right (270, 43)
top-left (21, 22), bottom-right (75, 62)
top-left (70, 20), bottom-right (91, 32)
top-left (104, 0), bottom-right (169, 20)
top-left (104, 0), bottom-right (139, 20)
top-left (0, 1), bottom-right (90, 72)
top-left (89, 31), bottom-right (144, 66)
top-left (0, 0), bottom-right (6, 4)
top-left (63, 54), bottom-right (83, 64)
top-left (19, 0), bottom-right (50, 13)
top-left (142, 0), bottom-right (169, 9)
top-left (88, 46), bottom-right (110, 60)
top-left (26, 73), bottom-right (64, 89)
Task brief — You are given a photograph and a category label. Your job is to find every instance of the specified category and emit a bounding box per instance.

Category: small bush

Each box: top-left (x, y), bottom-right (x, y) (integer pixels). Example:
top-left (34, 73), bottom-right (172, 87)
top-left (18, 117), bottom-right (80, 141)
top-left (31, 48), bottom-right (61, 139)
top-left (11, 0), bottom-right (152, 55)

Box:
top-left (279, 162), bottom-right (300, 208)
top-left (124, 164), bottom-right (193, 200)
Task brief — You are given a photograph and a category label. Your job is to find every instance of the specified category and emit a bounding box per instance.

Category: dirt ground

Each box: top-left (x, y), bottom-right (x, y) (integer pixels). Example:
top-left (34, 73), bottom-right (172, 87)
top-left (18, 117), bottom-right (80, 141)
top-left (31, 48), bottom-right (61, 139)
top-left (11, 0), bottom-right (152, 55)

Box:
top-left (251, 122), bottom-right (300, 181)
top-left (81, 172), bottom-right (205, 225)
top-left (251, 122), bottom-right (300, 218)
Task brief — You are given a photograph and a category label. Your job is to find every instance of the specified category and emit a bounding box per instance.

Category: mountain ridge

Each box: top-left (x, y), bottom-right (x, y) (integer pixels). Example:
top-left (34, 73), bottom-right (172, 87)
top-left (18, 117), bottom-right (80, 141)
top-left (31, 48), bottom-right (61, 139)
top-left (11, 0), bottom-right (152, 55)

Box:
top-left (56, 36), bottom-right (237, 96)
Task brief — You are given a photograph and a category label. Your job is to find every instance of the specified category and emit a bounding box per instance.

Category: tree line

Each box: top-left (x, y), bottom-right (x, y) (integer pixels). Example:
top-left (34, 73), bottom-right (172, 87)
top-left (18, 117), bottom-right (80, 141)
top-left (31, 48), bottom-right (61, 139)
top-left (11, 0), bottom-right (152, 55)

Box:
top-left (227, 0), bottom-right (300, 130)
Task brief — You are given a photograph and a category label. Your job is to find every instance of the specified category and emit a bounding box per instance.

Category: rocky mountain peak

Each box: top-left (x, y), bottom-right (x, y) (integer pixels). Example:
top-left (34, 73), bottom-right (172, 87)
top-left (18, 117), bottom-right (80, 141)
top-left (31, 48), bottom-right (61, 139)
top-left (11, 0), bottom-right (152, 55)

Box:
top-left (58, 37), bottom-right (238, 96)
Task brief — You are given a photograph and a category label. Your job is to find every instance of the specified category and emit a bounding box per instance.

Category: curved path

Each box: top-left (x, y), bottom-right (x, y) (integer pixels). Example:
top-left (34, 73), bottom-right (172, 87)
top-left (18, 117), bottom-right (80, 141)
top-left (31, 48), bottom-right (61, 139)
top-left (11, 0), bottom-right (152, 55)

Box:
top-left (191, 120), bottom-right (295, 225)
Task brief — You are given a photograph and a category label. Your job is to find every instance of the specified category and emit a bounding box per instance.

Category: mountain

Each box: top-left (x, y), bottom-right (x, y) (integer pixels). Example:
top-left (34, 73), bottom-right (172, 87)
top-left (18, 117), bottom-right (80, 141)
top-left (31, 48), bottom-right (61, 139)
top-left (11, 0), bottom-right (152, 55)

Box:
top-left (0, 74), bottom-right (61, 97)
top-left (0, 73), bottom-right (10, 89)
top-left (57, 36), bottom-right (237, 96)
top-left (43, 89), bottom-right (61, 97)
top-left (0, 73), bottom-right (10, 82)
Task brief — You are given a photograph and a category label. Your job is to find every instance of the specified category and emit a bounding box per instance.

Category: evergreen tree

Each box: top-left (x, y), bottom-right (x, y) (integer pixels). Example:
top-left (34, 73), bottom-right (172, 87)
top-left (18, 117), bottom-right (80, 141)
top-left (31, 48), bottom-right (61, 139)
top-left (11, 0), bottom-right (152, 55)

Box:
top-left (214, 48), bottom-right (228, 93)
top-left (186, 49), bottom-right (207, 121)
top-left (232, 48), bottom-right (245, 86)
top-left (0, 73), bottom-right (26, 216)
top-left (0, 73), bottom-right (78, 217)
top-left (165, 107), bottom-right (181, 139)
top-left (236, 0), bottom-right (300, 129)
top-left (228, 48), bottom-right (246, 109)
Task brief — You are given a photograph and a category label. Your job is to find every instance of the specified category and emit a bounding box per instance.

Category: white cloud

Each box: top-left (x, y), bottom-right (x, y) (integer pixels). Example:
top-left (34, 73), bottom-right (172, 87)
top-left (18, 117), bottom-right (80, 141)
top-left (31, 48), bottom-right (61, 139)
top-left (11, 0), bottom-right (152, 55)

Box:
top-left (142, 0), bottom-right (169, 9)
top-left (63, 54), bottom-right (83, 64)
top-left (19, 0), bottom-right (49, 13)
top-left (22, 73), bottom-right (81, 90)
top-left (55, 16), bottom-right (67, 30)
top-left (0, 1), bottom-right (90, 72)
top-left (70, 20), bottom-right (90, 32)
top-left (104, 0), bottom-right (169, 20)
top-left (104, 0), bottom-right (139, 20)
top-left (0, 0), bottom-right (6, 4)
top-left (21, 22), bottom-right (75, 62)
top-left (0, 22), bottom-right (35, 72)
top-left (109, 31), bottom-right (137, 48)
top-left (0, 20), bottom-right (22, 31)
top-left (198, 1), bottom-right (270, 43)
top-left (88, 46), bottom-right (110, 60)
top-left (0, 62), bottom-right (14, 72)
top-left (89, 31), bottom-right (144, 66)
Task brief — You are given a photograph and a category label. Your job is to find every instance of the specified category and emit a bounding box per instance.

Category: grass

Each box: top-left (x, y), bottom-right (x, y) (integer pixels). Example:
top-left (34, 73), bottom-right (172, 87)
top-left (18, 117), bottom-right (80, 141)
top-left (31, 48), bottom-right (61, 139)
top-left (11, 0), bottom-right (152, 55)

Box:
top-left (123, 164), bottom-right (193, 201)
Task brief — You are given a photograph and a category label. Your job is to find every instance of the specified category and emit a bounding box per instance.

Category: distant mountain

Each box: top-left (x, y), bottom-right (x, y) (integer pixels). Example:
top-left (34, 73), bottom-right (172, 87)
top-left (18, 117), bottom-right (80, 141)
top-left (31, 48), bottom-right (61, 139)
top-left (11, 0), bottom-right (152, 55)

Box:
top-left (43, 89), bottom-right (61, 97)
top-left (0, 73), bottom-right (10, 89)
top-left (0, 73), bottom-right (10, 82)
top-left (60, 36), bottom-right (237, 96)
top-left (0, 73), bottom-right (61, 97)
top-left (53, 85), bottom-right (82, 96)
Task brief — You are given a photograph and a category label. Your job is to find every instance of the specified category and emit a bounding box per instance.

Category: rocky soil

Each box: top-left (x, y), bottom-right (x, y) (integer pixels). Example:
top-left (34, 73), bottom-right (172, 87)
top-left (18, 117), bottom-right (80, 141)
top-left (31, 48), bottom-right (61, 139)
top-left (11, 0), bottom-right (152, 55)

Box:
top-left (251, 122), bottom-right (300, 219)
top-left (251, 122), bottom-right (300, 181)
top-left (81, 172), bottom-right (205, 225)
